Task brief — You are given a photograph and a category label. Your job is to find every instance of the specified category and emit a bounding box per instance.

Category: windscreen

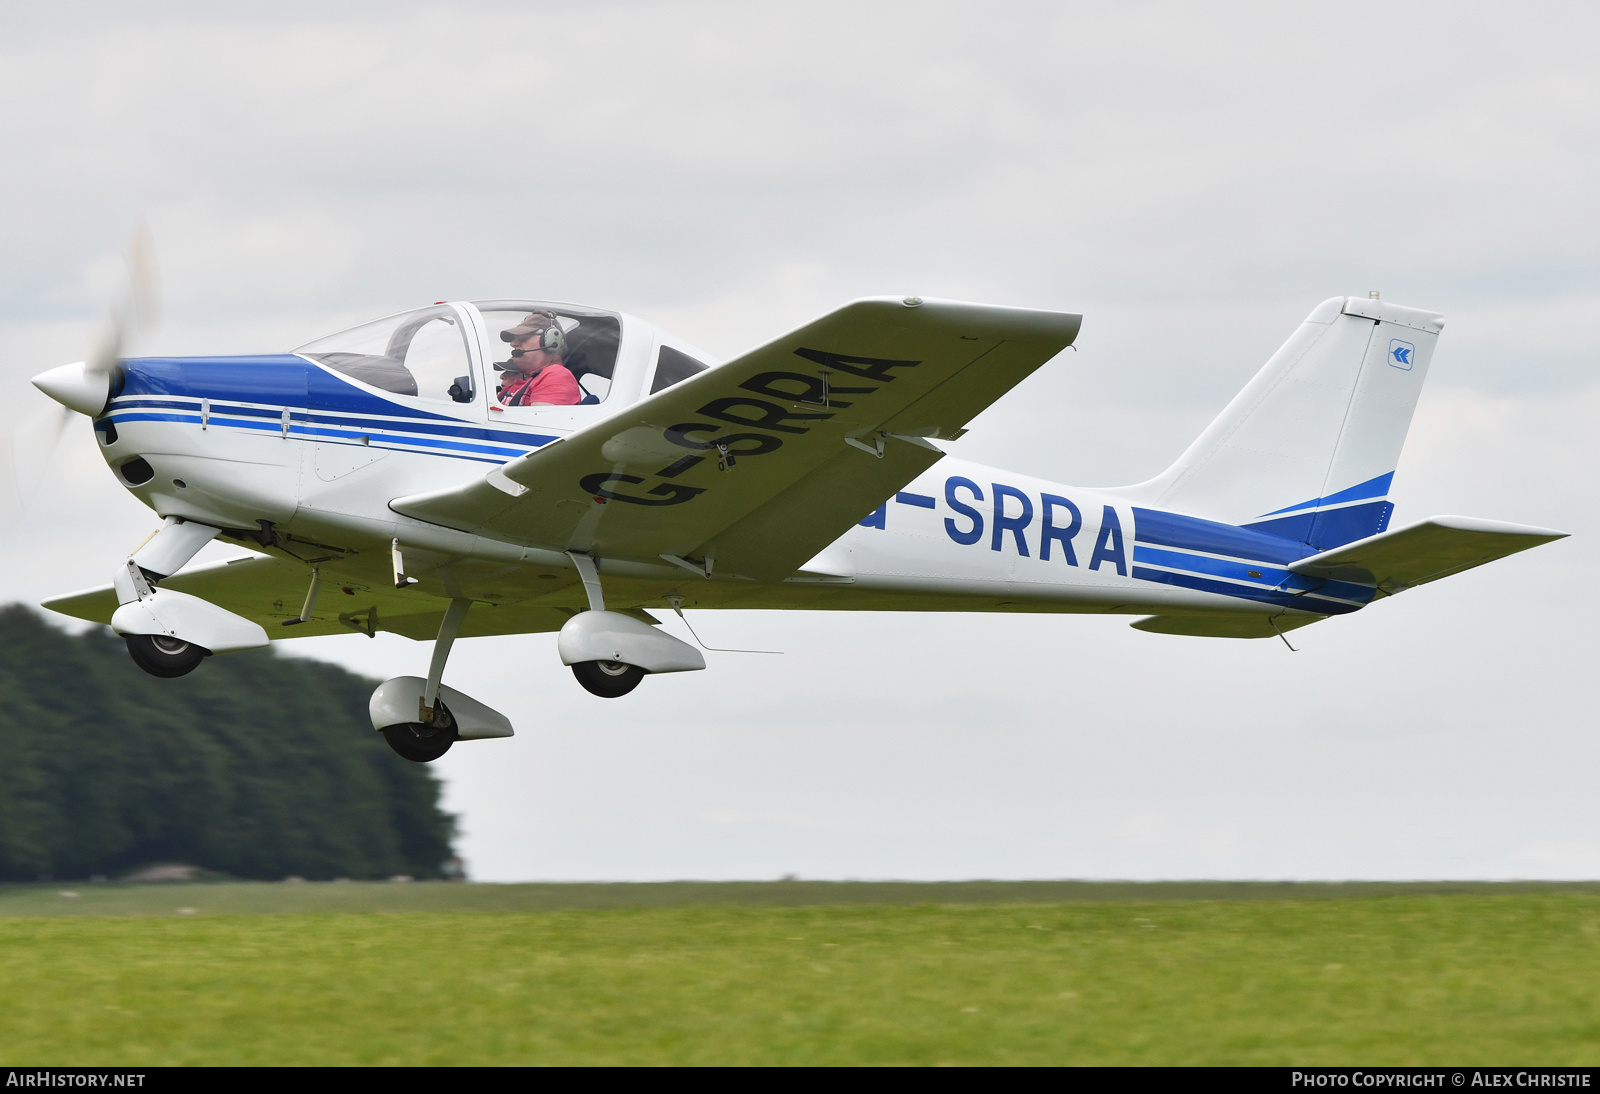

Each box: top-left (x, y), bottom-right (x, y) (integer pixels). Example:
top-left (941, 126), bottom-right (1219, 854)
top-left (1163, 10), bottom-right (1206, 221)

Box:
top-left (297, 305), bottom-right (475, 404)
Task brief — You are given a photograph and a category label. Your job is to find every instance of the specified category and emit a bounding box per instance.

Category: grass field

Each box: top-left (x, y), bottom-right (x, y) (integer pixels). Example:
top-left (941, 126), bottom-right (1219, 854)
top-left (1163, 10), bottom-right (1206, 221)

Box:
top-left (2, 881), bottom-right (1599, 1065)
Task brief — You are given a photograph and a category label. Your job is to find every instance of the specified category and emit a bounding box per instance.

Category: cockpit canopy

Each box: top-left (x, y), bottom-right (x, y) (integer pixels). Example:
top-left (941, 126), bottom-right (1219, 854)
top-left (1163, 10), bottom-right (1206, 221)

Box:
top-left (295, 301), bottom-right (624, 407)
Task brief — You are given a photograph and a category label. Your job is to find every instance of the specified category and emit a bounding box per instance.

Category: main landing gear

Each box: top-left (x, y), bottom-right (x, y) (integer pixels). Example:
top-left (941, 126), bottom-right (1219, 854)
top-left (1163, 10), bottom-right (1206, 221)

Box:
top-left (375, 597), bottom-right (472, 763)
top-left (124, 633), bottom-right (209, 679)
top-left (381, 704), bottom-right (458, 763)
top-left (367, 597), bottom-right (515, 763)
top-left (571, 659), bottom-right (645, 698)
top-left (557, 552), bottom-right (704, 699)
top-left (368, 674), bottom-right (515, 765)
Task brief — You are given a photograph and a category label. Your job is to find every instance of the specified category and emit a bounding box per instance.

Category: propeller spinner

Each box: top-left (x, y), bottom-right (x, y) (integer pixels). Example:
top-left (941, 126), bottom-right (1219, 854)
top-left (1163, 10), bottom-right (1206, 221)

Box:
top-left (10, 226), bottom-right (159, 517)
top-left (32, 225), bottom-right (159, 417)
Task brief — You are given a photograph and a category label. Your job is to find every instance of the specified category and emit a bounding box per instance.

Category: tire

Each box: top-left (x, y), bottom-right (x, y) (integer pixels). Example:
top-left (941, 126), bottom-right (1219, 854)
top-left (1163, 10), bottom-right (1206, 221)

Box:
top-left (381, 704), bottom-right (458, 763)
top-left (124, 633), bottom-right (209, 679)
top-left (572, 659), bottom-right (645, 698)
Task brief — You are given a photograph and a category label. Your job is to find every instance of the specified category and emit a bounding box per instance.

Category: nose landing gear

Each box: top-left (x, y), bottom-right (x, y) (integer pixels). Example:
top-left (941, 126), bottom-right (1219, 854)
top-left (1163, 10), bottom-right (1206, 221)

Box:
top-left (111, 518), bottom-right (267, 678)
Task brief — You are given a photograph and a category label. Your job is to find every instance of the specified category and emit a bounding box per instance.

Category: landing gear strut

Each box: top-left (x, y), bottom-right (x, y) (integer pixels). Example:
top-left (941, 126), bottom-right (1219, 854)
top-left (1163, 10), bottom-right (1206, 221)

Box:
top-left (375, 596), bottom-right (471, 764)
top-left (566, 553), bottom-right (645, 698)
top-left (572, 659), bottom-right (644, 698)
top-left (124, 634), bottom-right (208, 678)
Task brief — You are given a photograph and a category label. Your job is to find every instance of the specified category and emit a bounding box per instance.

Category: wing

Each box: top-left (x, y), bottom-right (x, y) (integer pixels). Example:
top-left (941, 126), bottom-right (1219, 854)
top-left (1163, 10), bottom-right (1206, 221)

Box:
top-left (1286, 515), bottom-right (1568, 595)
top-left (42, 554), bottom-right (574, 640)
top-left (392, 297), bottom-right (1081, 581)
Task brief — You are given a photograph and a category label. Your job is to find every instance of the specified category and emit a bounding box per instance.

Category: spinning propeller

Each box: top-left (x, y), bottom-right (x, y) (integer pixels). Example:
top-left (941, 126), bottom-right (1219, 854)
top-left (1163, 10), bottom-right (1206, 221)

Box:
top-left (8, 227), bottom-right (160, 518)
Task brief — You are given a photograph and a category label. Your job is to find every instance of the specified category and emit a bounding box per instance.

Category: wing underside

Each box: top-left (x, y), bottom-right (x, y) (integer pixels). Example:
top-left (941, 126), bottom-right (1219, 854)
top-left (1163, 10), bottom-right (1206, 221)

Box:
top-left (42, 554), bottom-right (575, 641)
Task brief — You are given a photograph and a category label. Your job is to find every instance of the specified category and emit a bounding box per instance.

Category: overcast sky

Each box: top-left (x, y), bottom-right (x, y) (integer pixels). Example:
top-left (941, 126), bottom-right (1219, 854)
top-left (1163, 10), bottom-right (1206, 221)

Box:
top-left (1, 1), bottom-right (1596, 880)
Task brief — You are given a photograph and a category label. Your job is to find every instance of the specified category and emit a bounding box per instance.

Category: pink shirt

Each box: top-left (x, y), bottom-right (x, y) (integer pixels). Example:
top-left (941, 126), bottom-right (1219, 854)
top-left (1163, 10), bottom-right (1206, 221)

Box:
top-left (499, 364), bottom-right (581, 406)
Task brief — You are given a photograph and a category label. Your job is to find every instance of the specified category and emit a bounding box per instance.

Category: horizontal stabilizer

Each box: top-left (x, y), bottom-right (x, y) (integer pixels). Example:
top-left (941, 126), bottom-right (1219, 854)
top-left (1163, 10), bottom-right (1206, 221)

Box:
top-left (1131, 612), bottom-right (1324, 639)
top-left (1286, 516), bottom-right (1567, 596)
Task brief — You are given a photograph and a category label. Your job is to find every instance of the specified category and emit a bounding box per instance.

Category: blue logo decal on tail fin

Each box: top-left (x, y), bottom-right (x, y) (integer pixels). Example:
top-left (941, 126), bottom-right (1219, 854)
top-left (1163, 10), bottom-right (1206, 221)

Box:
top-left (1389, 339), bottom-right (1414, 370)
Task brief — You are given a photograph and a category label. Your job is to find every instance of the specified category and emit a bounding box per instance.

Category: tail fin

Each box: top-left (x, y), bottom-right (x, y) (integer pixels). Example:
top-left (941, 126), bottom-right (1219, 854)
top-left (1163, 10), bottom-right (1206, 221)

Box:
top-left (1122, 295), bottom-right (1443, 551)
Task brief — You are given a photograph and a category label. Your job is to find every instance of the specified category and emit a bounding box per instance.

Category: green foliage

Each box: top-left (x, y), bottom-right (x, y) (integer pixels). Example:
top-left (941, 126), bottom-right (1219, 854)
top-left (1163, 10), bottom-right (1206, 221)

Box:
top-left (2, 895), bottom-right (1600, 1064)
top-left (0, 607), bottom-right (454, 881)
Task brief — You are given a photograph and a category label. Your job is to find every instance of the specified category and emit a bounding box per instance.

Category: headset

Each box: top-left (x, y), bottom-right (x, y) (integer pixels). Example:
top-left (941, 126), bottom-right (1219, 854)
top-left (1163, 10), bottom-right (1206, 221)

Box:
top-left (500, 311), bottom-right (565, 358)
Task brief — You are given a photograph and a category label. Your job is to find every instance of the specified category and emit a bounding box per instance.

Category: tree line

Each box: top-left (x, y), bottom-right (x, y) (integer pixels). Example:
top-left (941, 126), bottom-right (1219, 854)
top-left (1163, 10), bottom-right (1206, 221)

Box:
top-left (0, 606), bottom-right (455, 881)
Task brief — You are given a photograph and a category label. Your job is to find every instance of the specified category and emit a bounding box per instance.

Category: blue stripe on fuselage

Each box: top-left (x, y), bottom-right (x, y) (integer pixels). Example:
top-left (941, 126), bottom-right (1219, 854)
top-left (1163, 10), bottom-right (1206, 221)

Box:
top-left (112, 355), bottom-right (560, 462)
top-left (1129, 506), bottom-right (1375, 610)
top-left (1131, 507), bottom-right (1312, 565)
top-left (1130, 566), bottom-right (1365, 614)
top-left (121, 355), bottom-right (318, 409)
top-left (123, 355), bottom-right (458, 421)
top-left (113, 395), bottom-right (555, 448)
top-left (106, 410), bottom-right (531, 462)
top-left (1133, 544), bottom-right (1291, 586)
top-left (1130, 545), bottom-right (1373, 605)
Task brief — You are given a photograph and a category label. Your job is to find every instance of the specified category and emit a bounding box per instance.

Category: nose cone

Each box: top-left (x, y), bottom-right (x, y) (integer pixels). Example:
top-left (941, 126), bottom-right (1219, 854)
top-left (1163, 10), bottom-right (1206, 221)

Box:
top-left (32, 361), bottom-right (110, 417)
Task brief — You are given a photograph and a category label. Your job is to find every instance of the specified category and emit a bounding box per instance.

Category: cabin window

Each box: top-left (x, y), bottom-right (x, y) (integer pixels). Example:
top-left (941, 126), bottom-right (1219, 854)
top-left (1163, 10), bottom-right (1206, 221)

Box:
top-left (650, 346), bottom-right (708, 394)
top-left (475, 302), bottom-right (622, 407)
top-left (296, 305), bottom-right (475, 404)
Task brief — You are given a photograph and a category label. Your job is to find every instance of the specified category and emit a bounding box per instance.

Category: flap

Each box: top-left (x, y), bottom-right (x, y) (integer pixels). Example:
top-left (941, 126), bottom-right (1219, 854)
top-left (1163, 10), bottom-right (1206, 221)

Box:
top-left (42, 554), bottom-right (571, 642)
top-left (1287, 515), bottom-right (1567, 595)
top-left (391, 296), bottom-right (1080, 579)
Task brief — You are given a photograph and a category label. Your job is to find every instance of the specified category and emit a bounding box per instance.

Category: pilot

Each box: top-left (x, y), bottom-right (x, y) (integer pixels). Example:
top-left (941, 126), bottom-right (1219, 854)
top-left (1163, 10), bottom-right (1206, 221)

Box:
top-left (496, 311), bottom-right (581, 406)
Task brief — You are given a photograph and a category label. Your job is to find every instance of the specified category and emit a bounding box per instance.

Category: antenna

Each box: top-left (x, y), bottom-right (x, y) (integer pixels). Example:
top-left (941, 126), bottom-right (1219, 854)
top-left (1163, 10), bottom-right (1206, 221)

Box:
top-left (665, 597), bottom-right (781, 654)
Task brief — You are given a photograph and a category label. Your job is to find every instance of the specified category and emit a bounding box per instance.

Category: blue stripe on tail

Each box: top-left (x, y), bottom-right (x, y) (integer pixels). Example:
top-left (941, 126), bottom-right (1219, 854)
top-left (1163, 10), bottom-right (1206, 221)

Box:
top-left (1129, 507), bottom-right (1375, 614)
top-left (1244, 500), bottom-right (1394, 550)
top-left (1242, 472), bottom-right (1395, 551)
top-left (1257, 472), bottom-right (1394, 517)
